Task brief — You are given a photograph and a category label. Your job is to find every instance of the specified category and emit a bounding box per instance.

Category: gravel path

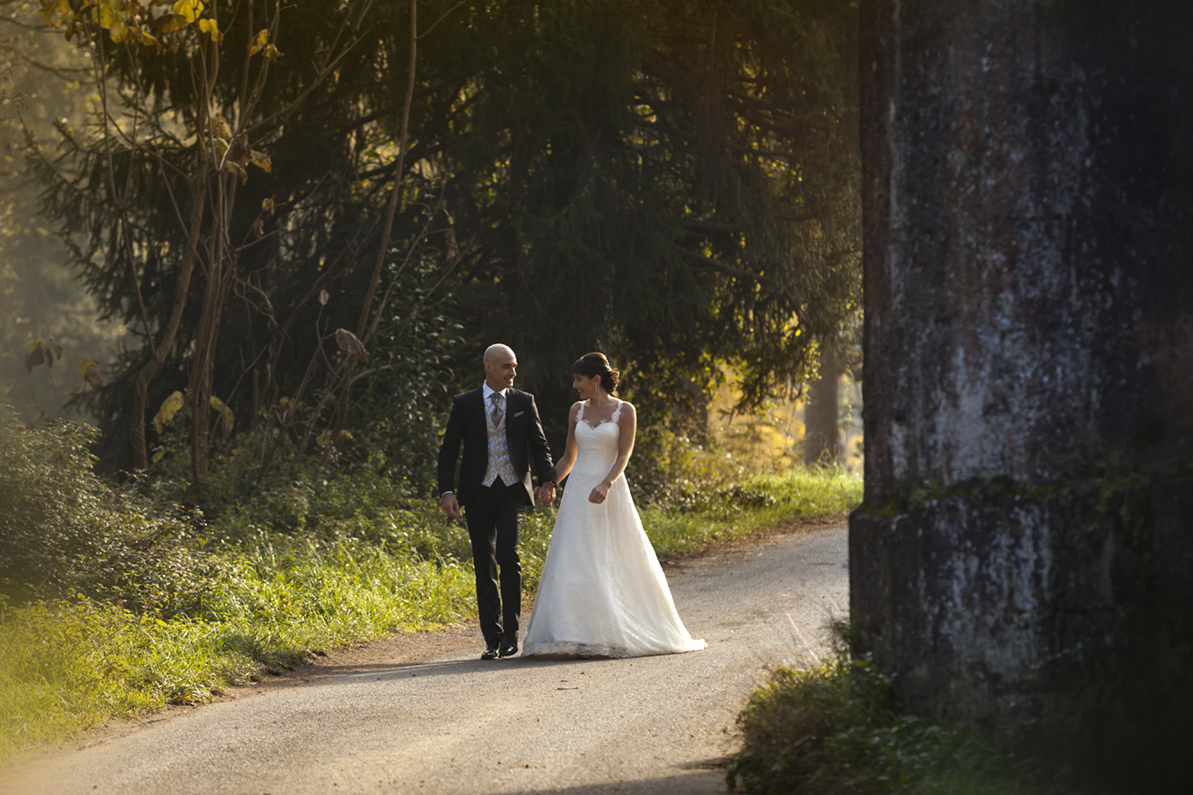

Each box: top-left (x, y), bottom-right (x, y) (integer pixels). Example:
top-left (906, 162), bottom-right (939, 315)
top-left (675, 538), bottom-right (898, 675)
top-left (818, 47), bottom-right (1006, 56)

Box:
top-left (4, 522), bottom-right (848, 795)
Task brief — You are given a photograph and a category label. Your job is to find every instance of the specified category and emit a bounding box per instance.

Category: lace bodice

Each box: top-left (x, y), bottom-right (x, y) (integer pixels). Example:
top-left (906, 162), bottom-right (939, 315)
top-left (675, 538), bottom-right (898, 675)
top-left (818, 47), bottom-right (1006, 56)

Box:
top-left (573, 400), bottom-right (623, 476)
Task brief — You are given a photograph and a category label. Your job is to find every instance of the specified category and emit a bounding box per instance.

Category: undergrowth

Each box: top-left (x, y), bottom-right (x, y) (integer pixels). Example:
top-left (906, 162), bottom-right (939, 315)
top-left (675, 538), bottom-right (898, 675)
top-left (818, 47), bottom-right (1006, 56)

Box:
top-left (0, 404), bottom-right (861, 763)
top-left (728, 654), bottom-right (1062, 795)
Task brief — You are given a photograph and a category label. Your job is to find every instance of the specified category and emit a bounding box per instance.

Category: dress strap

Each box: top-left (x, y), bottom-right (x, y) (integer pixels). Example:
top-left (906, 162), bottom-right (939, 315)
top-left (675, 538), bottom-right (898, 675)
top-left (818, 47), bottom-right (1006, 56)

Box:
top-left (610, 400), bottom-right (623, 424)
top-left (576, 401), bottom-right (586, 423)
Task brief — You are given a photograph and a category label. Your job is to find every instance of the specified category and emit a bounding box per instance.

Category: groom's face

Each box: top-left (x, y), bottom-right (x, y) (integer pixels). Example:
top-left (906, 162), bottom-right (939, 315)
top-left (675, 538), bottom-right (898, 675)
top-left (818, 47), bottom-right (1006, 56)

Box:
top-left (485, 350), bottom-right (518, 391)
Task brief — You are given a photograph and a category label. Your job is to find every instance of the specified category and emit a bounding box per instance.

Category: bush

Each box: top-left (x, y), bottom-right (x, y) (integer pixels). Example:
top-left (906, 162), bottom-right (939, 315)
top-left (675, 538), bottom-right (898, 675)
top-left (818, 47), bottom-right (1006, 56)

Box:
top-left (0, 406), bottom-right (204, 614)
top-left (628, 425), bottom-right (750, 509)
top-left (728, 654), bottom-right (1047, 795)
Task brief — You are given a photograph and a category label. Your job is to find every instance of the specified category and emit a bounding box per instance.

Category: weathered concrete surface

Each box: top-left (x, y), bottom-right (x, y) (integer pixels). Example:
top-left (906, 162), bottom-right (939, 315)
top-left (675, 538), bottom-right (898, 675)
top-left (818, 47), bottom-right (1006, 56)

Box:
top-left (852, 0), bottom-right (1193, 773)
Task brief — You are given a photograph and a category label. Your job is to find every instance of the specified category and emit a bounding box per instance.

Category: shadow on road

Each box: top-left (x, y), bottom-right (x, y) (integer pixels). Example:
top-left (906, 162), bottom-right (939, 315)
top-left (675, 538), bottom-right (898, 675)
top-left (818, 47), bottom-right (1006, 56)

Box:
top-left (287, 653), bottom-right (633, 687)
top-left (501, 765), bottom-right (731, 795)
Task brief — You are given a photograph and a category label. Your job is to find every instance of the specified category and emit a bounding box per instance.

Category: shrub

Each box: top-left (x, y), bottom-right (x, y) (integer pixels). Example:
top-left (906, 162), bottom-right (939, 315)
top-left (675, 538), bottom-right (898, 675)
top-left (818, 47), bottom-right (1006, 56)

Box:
top-left (628, 425), bottom-right (749, 509)
top-left (0, 406), bottom-right (203, 614)
top-left (727, 654), bottom-right (1044, 795)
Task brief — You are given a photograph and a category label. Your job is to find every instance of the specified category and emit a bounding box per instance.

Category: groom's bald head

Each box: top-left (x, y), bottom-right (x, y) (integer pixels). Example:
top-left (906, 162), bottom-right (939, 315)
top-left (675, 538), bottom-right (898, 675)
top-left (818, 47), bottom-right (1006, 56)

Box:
top-left (483, 344), bottom-right (518, 391)
top-left (484, 343), bottom-right (515, 364)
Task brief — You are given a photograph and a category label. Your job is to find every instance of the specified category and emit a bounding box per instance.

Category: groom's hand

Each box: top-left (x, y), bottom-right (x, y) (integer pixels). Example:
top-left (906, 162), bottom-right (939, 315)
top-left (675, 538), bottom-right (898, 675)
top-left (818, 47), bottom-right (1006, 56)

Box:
top-left (536, 483), bottom-right (556, 507)
top-left (441, 493), bottom-right (461, 518)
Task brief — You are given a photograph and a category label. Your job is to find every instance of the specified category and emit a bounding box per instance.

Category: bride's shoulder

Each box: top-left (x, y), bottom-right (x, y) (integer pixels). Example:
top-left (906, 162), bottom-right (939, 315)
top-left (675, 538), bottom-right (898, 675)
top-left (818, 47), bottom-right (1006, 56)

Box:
top-left (568, 400), bottom-right (584, 417)
top-left (616, 400), bottom-right (636, 417)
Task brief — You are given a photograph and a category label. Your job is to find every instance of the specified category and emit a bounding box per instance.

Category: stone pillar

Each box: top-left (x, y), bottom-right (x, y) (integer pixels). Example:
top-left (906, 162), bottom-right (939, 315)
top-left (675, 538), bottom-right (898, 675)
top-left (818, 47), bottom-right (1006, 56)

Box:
top-left (851, 0), bottom-right (1193, 746)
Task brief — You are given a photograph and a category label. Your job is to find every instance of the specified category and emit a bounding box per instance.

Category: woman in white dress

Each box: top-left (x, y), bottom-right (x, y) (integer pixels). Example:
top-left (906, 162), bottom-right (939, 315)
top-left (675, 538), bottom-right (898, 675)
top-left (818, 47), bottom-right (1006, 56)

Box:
top-left (521, 352), bottom-right (706, 658)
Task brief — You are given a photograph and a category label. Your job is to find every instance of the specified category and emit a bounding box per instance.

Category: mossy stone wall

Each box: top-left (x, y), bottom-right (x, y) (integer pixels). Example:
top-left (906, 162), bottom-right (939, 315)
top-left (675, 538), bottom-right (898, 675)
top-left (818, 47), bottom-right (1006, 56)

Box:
top-left (853, 0), bottom-right (1193, 744)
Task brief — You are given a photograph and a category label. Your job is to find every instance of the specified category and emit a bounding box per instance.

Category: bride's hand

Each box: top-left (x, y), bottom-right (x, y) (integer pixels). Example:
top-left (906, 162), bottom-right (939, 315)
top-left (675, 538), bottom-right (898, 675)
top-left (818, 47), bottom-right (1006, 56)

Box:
top-left (588, 483), bottom-right (610, 504)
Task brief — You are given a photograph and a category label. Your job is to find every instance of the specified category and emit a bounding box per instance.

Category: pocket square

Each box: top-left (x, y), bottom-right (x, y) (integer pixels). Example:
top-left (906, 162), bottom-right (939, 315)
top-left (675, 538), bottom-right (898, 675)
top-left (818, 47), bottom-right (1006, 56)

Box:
top-left (513, 411), bottom-right (525, 418)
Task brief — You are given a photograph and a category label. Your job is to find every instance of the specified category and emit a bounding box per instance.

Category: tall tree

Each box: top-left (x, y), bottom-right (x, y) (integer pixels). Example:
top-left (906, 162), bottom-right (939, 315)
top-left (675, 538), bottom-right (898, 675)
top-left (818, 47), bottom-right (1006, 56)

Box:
top-left (31, 0), bottom-right (860, 479)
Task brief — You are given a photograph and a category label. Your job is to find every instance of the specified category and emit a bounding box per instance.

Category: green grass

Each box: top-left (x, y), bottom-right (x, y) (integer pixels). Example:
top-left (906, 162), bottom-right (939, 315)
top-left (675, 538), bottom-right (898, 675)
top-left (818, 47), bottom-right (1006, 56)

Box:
top-left (0, 536), bottom-right (474, 760)
top-left (641, 466), bottom-right (862, 556)
top-left (728, 654), bottom-right (1055, 795)
top-left (0, 465), bottom-right (861, 762)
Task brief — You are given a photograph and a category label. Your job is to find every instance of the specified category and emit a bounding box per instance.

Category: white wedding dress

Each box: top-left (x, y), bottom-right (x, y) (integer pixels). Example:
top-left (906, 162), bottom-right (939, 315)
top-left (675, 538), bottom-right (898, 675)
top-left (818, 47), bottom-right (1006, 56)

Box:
top-left (522, 400), bottom-right (706, 658)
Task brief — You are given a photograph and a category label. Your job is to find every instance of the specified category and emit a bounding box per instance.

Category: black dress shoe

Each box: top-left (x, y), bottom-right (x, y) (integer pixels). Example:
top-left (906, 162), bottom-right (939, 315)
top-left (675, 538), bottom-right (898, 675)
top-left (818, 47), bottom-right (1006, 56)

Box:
top-left (499, 634), bottom-right (518, 658)
top-left (481, 641), bottom-right (500, 660)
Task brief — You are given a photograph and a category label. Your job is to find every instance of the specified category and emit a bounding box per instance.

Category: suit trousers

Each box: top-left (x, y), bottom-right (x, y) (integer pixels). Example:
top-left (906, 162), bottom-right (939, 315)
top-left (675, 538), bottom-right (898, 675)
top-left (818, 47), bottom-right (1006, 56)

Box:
top-left (464, 477), bottom-right (526, 645)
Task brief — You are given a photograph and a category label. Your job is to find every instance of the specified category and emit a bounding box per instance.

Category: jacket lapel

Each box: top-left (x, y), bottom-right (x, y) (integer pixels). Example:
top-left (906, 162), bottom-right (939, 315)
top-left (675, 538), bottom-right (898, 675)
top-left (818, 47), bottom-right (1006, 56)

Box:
top-left (504, 390), bottom-right (519, 447)
top-left (474, 388), bottom-right (488, 436)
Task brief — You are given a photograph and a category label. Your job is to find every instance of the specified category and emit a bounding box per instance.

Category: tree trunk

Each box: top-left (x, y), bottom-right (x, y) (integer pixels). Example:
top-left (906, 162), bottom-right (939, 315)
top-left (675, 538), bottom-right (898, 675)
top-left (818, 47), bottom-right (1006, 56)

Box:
top-left (803, 338), bottom-right (840, 467)
top-left (852, 0), bottom-right (1193, 777)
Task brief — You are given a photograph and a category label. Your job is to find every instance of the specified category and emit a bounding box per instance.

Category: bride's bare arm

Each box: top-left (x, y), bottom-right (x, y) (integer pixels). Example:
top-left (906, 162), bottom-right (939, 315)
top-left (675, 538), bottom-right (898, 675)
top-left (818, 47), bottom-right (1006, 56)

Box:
top-left (590, 402), bottom-right (637, 503)
top-left (551, 402), bottom-right (582, 484)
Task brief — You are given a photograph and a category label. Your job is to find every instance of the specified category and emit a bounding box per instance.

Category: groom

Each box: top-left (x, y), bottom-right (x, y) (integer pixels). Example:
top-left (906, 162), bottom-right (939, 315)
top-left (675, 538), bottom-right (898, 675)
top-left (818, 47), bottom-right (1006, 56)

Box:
top-left (437, 344), bottom-right (557, 659)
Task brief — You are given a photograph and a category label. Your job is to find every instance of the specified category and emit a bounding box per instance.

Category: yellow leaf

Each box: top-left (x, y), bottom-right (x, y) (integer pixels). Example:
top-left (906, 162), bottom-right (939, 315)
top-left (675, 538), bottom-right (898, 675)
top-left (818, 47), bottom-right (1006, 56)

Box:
top-left (263, 43), bottom-right (283, 61)
top-left (198, 18), bottom-right (221, 42)
top-left (153, 13), bottom-right (188, 33)
top-left (225, 159), bottom-right (248, 183)
top-left (76, 358), bottom-right (102, 387)
top-left (279, 396), bottom-right (290, 406)
top-left (249, 149), bottom-right (271, 173)
top-left (247, 28), bottom-right (269, 56)
top-left (262, 197), bottom-right (275, 213)
top-left (172, 0), bottom-right (204, 24)
top-left (97, 3), bottom-right (119, 29)
top-left (140, 30), bottom-right (161, 49)
top-left (25, 339), bottom-right (48, 372)
top-left (212, 114), bottom-right (233, 140)
top-left (152, 450), bottom-right (166, 463)
top-left (209, 395), bottom-right (233, 433)
top-left (153, 391), bottom-right (184, 434)
top-left (38, 3), bottom-right (59, 27)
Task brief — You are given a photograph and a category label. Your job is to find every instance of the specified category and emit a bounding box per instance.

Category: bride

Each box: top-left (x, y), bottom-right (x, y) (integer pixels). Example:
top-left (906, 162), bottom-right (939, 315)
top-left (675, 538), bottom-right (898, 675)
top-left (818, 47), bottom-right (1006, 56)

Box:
top-left (521, 352), bottom-right (706, 658)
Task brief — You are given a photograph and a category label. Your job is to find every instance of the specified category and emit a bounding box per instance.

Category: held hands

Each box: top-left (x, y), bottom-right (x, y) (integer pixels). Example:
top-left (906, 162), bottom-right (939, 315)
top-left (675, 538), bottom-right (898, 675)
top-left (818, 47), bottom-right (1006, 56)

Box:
top-left (535, 482), bottom-right (557, 507)
top-left (588, 482), bottom-right (610, 504)
top-left (441, 493), bottom-right (461, 518)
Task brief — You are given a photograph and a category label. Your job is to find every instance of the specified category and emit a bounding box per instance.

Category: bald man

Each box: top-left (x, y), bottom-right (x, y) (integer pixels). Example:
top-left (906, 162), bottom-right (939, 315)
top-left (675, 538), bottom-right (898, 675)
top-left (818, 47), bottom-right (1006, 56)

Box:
top-left (437, 344), bottom-right (557, 659)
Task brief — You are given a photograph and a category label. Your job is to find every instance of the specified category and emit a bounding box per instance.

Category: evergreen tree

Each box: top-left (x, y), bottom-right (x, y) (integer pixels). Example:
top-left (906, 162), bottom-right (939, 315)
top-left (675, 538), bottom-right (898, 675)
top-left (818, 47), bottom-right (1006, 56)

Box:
top-left (30, 0), bottom-right (860, 477)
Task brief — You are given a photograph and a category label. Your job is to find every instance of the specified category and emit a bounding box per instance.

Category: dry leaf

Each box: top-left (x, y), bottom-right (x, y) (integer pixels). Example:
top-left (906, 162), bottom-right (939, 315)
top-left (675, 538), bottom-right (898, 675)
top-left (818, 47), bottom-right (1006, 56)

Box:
top-left (335, 328), bottom-right (370, 364)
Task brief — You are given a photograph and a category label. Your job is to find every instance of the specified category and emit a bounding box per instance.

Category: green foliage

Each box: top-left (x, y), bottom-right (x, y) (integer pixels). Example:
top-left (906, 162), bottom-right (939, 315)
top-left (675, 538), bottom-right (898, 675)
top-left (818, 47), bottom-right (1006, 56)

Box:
top-left (728, 654), bottom-right (1050, 795)
top-left (26, 0), bottom-right (860, 475)
top-left (0, 536), bottom-right (474, 761)
top-left (640, 467), bottom-right (861, 558)
top-left (625, 428), bottom-right (861, 556)
top-left (0, 405), bottom-right (203, 613)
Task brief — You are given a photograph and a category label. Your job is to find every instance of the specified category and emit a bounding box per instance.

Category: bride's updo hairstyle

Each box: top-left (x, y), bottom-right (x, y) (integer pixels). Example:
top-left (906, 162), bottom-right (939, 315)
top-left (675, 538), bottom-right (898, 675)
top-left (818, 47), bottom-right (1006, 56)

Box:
top-left (571, 352), bottom-right (620, 396)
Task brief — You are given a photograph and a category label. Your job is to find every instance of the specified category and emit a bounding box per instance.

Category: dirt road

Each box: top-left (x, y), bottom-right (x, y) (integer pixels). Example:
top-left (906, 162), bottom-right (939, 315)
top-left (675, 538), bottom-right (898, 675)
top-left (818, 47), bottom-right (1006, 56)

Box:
top-left (4, 523), bottom-right (848, 794)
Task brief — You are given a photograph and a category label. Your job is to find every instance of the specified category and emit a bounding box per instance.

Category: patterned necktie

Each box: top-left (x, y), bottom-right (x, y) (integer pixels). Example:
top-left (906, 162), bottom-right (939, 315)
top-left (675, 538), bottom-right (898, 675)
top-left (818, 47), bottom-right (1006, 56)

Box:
top-left (490, 392), bottom-right (503, 427)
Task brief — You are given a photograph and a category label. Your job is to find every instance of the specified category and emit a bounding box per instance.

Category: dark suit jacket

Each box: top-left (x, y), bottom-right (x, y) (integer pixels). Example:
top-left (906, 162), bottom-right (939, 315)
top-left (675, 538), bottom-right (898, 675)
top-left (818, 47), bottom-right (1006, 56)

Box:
top-left (437, 387), bottom-right (555, 506)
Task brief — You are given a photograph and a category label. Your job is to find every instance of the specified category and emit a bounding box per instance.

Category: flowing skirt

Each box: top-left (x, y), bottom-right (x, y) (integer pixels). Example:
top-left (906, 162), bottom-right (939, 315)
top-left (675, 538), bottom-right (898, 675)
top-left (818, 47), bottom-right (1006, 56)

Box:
top-left (522, 465), bottom-right (705, 658)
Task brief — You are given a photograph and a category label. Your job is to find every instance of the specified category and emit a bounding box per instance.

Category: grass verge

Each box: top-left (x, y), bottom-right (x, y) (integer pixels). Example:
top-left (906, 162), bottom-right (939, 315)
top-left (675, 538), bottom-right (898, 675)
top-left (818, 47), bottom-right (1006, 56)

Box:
top-left (642, 466), bottom-right (861, 556)
top-left (0, 535), bottom-right (474, 761)
top-left (0, 466), bottom-right (860, 763)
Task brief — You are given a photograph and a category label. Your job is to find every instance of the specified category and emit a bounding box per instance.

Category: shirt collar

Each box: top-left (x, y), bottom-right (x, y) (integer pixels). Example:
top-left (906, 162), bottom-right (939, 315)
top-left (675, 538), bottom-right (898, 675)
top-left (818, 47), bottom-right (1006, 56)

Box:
top-left (482, 383), bottom-right (507, 402)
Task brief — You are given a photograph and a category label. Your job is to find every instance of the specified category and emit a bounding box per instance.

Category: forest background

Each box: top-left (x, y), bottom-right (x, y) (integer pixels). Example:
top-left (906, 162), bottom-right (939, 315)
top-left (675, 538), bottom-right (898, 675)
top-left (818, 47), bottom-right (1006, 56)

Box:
top-left (0, 0), bottom-right (866, 771)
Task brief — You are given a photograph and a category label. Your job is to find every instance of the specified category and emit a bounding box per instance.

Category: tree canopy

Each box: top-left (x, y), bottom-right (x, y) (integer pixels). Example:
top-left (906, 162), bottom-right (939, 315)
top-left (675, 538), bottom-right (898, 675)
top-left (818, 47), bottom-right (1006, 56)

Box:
top-left (26, 0), bottom-right (860, 485)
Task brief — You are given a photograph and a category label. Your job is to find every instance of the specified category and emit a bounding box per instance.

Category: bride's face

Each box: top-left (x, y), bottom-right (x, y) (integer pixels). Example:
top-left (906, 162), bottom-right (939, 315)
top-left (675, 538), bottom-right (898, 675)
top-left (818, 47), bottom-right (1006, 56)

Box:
top-left (572, 373), bottom-right (600, 399)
